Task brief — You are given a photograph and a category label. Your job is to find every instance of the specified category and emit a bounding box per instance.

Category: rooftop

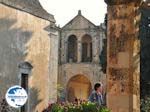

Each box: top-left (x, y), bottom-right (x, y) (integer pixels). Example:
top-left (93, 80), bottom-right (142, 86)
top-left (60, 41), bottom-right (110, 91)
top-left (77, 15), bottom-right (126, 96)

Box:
top-left (0, 0), bottom-right (55, 23)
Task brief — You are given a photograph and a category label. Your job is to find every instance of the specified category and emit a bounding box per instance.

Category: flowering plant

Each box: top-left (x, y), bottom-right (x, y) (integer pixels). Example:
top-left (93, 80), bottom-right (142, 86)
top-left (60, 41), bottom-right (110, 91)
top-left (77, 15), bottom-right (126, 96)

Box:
top-left (42, 101), bottom-right (111, 112)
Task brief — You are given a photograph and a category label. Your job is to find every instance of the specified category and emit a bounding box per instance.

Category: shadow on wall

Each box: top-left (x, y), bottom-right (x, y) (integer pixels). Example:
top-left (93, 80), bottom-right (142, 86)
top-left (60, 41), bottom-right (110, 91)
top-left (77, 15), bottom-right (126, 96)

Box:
top-left (30, 87), bottom-right (42, 112)
top-left (0, 17), bottom-right (32, 99)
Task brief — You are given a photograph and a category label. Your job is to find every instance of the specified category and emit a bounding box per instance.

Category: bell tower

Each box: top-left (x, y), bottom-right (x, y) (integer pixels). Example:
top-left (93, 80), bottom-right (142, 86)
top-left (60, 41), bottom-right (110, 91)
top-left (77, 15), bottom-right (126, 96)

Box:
top-left (105, 0), bottom-right (142, 112)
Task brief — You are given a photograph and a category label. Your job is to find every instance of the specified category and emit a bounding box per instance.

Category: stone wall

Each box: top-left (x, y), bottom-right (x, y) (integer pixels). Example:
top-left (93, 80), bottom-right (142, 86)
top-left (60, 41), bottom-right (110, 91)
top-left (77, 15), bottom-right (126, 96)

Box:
top-left (0, 4), bottom-right (58, 112)
top-left (59, 63), bottom-right (103, 87)
top-left (59, 63), bottom-right (104, 100)
top-left (105, 0), bottom-right (141, 112)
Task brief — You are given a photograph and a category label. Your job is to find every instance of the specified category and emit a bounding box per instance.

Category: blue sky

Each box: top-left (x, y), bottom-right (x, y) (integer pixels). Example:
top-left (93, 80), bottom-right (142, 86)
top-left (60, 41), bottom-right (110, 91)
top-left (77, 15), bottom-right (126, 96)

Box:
top-left (39, 0), bottom-right (107, 27)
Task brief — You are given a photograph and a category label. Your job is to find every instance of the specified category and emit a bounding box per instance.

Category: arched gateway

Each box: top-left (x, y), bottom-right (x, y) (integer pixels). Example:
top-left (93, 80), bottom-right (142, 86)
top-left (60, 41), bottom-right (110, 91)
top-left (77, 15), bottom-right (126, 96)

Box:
top-left (67, 75), bottom-right (92, 102)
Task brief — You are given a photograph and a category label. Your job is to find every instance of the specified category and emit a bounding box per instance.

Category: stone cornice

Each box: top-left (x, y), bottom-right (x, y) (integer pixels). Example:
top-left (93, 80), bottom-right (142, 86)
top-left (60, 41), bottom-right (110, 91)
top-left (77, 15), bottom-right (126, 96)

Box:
top-left (104, 0), bottom-right (142, 5)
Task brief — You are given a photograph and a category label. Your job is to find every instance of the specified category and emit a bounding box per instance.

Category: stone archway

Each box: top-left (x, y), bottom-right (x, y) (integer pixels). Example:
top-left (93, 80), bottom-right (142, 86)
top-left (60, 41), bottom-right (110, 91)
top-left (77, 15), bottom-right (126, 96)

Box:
top-left (67, 75), bottom-right (92, 102)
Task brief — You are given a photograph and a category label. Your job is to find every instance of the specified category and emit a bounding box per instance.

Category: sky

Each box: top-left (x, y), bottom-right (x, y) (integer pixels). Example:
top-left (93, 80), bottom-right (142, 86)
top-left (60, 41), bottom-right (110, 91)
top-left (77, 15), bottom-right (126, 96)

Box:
top-left (39, 0), bottom-right (107, 27)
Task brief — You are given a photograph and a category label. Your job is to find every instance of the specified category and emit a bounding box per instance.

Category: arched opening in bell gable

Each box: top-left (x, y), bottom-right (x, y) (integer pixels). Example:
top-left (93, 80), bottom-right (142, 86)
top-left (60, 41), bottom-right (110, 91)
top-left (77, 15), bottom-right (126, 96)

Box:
top-left (82, 34), bottom-right (92, 62)
top-left (67, 35), bottom-right (77, 62)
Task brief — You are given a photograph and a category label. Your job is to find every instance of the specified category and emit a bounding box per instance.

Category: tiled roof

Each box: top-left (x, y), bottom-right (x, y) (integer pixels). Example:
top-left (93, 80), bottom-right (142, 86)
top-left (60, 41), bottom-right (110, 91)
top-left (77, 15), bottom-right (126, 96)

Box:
top-left (0, 0), bottom-right (55, 22)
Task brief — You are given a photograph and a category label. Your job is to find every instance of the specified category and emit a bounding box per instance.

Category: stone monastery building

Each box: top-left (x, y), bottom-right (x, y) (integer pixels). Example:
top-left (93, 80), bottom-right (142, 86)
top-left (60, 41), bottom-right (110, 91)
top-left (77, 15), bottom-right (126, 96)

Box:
top-left (59, 10), bottom-right (105, 102)
top-left (0, 0), bottom-right (106, 111)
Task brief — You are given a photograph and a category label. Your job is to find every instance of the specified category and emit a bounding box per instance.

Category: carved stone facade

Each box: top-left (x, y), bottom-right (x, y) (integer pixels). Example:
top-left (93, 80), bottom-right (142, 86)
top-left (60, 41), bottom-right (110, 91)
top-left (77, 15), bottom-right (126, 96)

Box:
top-left (105, 0), bottom-right (141, 112)
top-left (58, 11), bottom-right (106, 102)
top-left (0, 0), bottom-right (106, 111)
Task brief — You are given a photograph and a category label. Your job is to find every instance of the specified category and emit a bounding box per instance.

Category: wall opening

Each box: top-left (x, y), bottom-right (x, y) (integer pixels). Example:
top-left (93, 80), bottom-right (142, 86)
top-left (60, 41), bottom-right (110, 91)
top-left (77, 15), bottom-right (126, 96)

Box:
top-left (67, 75), bottom-right (92, 102)
top-left (67, 35), bottom-right (77, 62)
top-left (82, 34), bottom-right (92, 62)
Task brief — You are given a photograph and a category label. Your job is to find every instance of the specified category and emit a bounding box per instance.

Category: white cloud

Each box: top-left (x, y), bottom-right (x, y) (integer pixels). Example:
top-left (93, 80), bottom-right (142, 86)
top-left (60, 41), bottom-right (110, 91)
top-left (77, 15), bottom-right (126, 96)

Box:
top-left (39, 0), bottom-right (107, 27)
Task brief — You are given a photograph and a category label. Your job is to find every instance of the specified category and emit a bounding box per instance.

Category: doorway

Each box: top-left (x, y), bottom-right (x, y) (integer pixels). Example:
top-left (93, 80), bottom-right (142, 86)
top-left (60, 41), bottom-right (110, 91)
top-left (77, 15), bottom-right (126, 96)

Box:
top-left (67, 75), bottom-right (92, 102)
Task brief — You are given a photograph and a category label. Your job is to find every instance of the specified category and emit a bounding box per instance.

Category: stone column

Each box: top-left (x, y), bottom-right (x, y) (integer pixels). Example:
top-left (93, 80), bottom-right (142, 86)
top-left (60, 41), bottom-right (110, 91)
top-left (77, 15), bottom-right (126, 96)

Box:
top-left (61, 34), bottom-right (64, 64)
top-left (93, 36), bottom-right (100, 64)
top-left (49, 26), bottom-right (59, 103)
top-left (60, 32), bottom-right (67, 64)
top-left (64, 38), bottom-right (68, 63)
top-left (105, 0), bottom-right (141, 112)
top-left (77, 39), bottom-right (82, 63)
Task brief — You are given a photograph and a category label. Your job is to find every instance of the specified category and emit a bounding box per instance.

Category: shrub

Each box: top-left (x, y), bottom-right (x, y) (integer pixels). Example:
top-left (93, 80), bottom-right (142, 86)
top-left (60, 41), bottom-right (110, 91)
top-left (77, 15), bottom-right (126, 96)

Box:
top-left (81, 102), bottom-right (98, 112)
top-left (42, 101), bottom-right (111, 112)
top-left (141, 96), bottom-right (150, 112)
top-left (51, 104), bottom-right (65, 112)
top-left (99, 107), bottom-right (111, 112)
top-left (67, 105), bottom-right (82, 112)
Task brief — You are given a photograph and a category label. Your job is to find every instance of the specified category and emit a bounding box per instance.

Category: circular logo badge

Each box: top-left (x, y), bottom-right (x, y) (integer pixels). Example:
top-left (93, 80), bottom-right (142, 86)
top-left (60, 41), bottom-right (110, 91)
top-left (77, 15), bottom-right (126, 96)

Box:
top-left (5, 85), bottom-right (28, 108)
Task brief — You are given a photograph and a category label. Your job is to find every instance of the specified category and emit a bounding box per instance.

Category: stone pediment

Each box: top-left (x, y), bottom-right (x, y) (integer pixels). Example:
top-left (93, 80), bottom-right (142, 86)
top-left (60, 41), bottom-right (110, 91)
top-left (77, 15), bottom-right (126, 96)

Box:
top-left (62, 10), bottom-right (97, 30)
